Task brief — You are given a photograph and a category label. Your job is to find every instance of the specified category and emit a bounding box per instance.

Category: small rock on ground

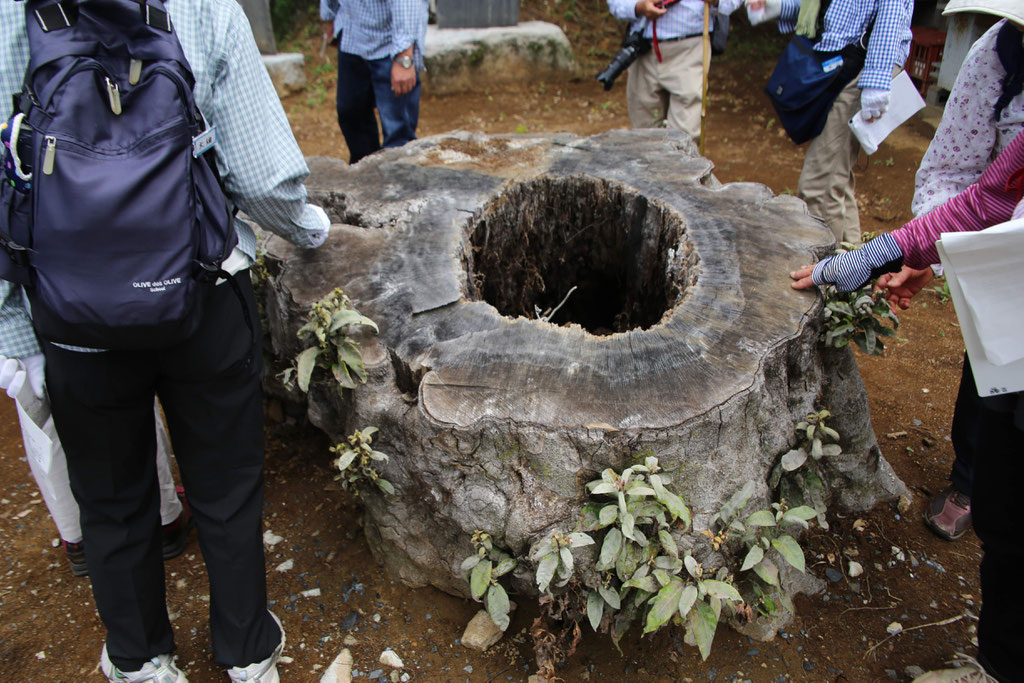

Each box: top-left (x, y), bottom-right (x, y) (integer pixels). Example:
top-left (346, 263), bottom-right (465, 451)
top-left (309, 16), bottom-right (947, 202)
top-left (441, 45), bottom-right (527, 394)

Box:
top-left (319, 648), bottom-right (353, 683)
top-left (461, 610), bottom-right (504, 651)
top-left (379, 648), bottom-right (404, 669)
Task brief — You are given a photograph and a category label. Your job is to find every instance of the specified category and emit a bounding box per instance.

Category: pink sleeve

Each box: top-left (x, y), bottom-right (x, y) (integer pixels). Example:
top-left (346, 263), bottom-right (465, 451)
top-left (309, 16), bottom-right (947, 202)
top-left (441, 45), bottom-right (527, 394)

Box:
top-left (893, 129), bottom-right (1024, 269)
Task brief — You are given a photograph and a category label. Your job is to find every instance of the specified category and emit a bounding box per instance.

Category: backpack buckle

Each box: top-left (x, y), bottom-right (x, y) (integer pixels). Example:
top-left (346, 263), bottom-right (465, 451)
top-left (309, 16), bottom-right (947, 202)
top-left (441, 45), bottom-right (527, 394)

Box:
top-left (33, 1), bottom-right (76, 32)
top-left (142, 3), bottom-right (172, 32)
top-left (0, 239), bottom-right (30, 269)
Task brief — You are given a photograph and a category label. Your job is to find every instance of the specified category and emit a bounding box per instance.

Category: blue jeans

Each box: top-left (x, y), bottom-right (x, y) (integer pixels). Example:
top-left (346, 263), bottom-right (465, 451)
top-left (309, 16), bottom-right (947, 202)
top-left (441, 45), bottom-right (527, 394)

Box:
top-left (336, 51), bottom-right (420, 164)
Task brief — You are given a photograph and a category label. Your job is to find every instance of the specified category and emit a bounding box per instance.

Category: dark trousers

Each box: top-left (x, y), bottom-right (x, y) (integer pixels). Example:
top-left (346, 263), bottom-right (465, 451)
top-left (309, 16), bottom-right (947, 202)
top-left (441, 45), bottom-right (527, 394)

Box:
top-left (42, 275), bottom-right (280, 671)
top-left (959, 358), bottom-right (1023, 681)
top-left (336, 50), bottom-right (420, 164)
top-left (948, 355), bottom-right (979, 493)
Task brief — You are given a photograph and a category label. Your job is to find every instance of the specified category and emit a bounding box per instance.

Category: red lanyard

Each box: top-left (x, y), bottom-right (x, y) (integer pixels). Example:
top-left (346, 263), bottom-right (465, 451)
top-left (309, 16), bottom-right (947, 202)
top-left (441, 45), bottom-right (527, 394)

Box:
top-left (651, 0), bottom-right (684, 63)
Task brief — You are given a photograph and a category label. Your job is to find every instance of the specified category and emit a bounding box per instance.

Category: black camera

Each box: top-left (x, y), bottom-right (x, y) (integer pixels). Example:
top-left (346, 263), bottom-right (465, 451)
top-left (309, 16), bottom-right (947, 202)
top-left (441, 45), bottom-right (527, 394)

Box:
top-left (595, 29), bottom-right (652, 91)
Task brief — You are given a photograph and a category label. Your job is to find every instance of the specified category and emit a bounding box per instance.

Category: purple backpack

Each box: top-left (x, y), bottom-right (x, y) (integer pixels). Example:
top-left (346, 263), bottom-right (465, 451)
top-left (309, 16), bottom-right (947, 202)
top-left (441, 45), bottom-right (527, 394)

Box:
top-left (0, 0), bottom-right (237, 349)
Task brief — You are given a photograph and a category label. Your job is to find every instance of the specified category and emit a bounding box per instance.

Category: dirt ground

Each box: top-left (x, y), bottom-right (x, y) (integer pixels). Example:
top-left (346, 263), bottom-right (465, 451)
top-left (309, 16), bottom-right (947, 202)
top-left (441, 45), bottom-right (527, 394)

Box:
top-left (0, 9), bottom-right (985, 683)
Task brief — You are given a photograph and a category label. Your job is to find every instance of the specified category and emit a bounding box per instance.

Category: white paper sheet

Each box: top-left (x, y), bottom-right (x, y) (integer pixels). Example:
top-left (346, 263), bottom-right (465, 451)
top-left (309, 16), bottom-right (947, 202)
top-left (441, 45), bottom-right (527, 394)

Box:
top-left (15, 394), bottom-right (55, 475)
top-left (848, 71), bottom-right (926, 155)
top-left (938, 218), bottom-right (1024, 396)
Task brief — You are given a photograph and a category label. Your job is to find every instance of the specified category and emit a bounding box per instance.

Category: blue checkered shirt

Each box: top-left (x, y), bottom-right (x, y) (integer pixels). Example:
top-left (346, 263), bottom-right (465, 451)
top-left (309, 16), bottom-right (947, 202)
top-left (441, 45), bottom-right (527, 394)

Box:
top-left (0, 0), bottom-right (328, 358)
top-left (778, 0), bottom-right (912, 91)
top-left (607, 0), bottom-right (744, 39)
top-left (320, 0), bottom-right (428, 71)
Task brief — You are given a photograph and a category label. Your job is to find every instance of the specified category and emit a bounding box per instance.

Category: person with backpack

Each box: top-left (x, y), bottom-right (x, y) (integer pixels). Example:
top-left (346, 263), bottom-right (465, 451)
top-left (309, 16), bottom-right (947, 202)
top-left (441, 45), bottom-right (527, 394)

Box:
top-left (605, 0), bottom-right (742, 145)
top-left (754, 0), bottom-right (912, 245)
top-left (0, 0), bottom-right (330, 680)
top-left (790, 127), bottom-right (1024, 683)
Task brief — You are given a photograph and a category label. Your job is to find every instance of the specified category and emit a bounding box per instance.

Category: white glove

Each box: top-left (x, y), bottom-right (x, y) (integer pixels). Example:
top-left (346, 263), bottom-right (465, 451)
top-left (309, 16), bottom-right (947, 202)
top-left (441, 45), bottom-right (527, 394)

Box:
top-left (305, 205), bottom-right (331, 249)
top-left (860, 87), bottom-right (890, 122)
top-left (0, 353), bottom-right (46, 399)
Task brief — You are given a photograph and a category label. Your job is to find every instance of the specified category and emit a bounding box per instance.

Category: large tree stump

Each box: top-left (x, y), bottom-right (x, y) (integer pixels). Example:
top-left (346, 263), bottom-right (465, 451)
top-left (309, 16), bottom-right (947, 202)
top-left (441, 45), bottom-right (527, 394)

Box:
top-left (263, 130), bottom-right (906, 601)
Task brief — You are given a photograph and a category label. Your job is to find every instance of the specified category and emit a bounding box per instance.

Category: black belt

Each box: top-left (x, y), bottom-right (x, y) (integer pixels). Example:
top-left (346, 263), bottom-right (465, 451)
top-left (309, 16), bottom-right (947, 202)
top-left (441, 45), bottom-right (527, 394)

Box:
top-left (656, 33), bottom-right (704, 42)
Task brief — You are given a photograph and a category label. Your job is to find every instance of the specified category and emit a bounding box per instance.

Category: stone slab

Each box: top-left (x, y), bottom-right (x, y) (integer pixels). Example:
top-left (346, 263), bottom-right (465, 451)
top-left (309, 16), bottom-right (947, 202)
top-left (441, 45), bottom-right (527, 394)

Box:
top-left (423, 21), bottom-right (577, 94)
top-left (263, 53), bottom-right (306, 98)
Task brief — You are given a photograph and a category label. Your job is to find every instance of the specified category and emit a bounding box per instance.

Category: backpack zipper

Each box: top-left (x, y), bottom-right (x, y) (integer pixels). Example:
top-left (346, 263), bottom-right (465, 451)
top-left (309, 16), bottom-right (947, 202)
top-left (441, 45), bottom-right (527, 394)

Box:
top-left (105, 77), bottom-right (122, 115)
top-left (42, 61), bottom-right (112, 110)
top-left (129, 59), bottom-right (142, 85)
top-left (42, 136), bottom-right (56, 175)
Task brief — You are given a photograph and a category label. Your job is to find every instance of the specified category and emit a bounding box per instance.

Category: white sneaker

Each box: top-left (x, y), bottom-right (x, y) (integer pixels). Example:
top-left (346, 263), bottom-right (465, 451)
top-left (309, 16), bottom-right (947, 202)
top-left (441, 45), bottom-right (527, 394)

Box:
top-left (100, 644), bottom-right (188, 683)
top-left (912, 653), bottom-right (1000, 682)
top-left (225, 611), bottom-right (285, 683)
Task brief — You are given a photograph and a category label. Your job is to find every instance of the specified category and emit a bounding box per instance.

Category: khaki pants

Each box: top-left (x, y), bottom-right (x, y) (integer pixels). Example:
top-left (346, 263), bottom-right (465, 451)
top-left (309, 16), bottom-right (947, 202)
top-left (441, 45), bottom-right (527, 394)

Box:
top-left (626, 36), bottom-right (705, 143)
top-left (797, 76), bottom-right (863, 245)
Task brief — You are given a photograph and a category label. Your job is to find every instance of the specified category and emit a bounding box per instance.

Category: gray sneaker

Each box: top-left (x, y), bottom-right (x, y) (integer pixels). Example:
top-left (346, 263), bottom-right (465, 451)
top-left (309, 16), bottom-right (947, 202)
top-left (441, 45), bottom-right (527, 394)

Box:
top-left (924, 486), bottom-right (972, 541)
top-left (100, 645), bottom-right (187, 683)
top-left (226, 611), bottom-right (285, 683)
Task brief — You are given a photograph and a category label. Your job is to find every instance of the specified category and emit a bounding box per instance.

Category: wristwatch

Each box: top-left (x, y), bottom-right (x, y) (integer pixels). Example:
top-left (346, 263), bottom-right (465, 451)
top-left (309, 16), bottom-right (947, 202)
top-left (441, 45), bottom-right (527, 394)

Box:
top-left (394, 54), bottom-right (413, 69)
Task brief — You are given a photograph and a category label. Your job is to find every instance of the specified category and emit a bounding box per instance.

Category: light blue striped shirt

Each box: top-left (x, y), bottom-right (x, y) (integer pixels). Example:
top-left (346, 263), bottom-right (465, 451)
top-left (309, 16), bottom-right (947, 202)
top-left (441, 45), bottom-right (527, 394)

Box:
top-left (607, 0), bottom-right (744, 40)
top-left (320, 0), bottom-right (428, 71)
top-left (777, 0), bottom-right (912, 91)
top-left (0, 0), bottom-right (328, 357)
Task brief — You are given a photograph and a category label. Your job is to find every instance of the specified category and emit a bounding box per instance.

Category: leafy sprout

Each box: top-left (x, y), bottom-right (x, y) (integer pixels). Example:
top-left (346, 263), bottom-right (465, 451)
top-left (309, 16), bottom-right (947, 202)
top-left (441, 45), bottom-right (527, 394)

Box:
top-left (461, 531), bottom-right (518, 631)
top-left (818, 240), bottom-right (899, 356)
top-left (574, 456), bottom-right (744, 660)
top-left (779, 409), bottom-right (842, 472)
top-left (820, 285), bottom-right (898, 356)
top-left (281, 288), bottom-right (378, 394)
top-left (330, 427), bottom-right (394, 496)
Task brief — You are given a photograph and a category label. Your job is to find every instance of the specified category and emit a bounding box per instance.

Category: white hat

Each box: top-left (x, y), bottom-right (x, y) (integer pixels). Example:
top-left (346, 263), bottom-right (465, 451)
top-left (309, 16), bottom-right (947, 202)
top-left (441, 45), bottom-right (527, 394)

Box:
top-left (943, 0), bottom-right (1024, 25)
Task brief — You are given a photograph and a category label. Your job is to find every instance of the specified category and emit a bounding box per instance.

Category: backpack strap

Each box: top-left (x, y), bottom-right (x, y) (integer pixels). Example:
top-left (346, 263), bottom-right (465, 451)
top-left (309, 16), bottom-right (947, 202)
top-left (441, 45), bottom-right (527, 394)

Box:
top-left (30, 0), bottom-right (170, 31)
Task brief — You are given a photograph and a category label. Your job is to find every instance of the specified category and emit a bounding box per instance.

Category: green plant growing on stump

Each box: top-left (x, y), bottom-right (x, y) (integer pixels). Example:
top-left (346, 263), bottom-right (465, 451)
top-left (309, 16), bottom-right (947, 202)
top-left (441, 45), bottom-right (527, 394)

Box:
top-left (706, 481), bottom-right (817, 618)
top-left (820, 284), bottom-right (898, 355)
top-left (770, 409), bottom-right (840, 530)
top-left (524, 453), bottom-right (829, 673)
top-left (330, 427), bottom-right (394, 496)
top-left (818, 239), bottom-right (899, 356)
top-left (460, 531), bottom-right (518, 630)
top-left (531, 529), bottom-right (595, 595)
top-left (573, 456), bottom-right (748, 660)
top-left (281, 287), bottom-right (378, 393)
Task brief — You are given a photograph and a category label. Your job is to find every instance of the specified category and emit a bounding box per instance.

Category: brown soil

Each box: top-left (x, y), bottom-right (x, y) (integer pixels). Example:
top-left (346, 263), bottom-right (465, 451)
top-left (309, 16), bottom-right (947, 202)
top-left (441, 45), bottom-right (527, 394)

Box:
top-left (0, 9), bottom-right (981, 683)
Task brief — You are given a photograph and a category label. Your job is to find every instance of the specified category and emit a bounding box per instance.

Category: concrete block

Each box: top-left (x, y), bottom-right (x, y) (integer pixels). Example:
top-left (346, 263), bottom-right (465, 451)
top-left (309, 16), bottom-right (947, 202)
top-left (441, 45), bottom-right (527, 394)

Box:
top-left (423, 21), bottom-right (577, 95)
top-left (263, 53), bottom-right (306, 97)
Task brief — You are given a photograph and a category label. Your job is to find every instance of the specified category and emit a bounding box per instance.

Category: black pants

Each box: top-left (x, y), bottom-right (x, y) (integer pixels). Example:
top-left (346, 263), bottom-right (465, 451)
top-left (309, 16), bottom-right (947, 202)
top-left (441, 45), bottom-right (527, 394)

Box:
top-left (43, 274), bottom-right (280, 670)
top-left (948, 354), bottom-right (979, 494)
top-left (957, 358), bottom-right (1023, 681)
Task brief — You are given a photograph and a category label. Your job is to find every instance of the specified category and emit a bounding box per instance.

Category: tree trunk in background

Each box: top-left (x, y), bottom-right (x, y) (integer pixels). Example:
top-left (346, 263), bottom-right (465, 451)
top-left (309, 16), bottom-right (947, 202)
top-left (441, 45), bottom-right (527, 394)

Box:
top-left (263, 130), bottom-right (906, 614)
top-left (236, 0), bottom-right (277, 54)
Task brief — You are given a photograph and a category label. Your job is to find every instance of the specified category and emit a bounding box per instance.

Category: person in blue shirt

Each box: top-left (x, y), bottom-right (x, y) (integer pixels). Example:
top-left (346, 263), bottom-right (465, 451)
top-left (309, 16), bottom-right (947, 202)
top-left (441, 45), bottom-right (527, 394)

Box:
top-left (753, 0), bottom-right (912, 245)
top-left (0, 0), bottom-right (330, 680)
top-left (320, 0), bottom-right (429, 164)
top-left (607, 0), bottom-right (743, 145)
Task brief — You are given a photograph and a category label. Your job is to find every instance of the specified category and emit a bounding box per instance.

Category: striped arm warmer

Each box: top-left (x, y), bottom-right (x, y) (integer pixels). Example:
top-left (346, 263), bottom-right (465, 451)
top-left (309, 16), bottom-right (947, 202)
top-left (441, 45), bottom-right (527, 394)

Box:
top-left (811, 233), bottom-right (904, 292)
